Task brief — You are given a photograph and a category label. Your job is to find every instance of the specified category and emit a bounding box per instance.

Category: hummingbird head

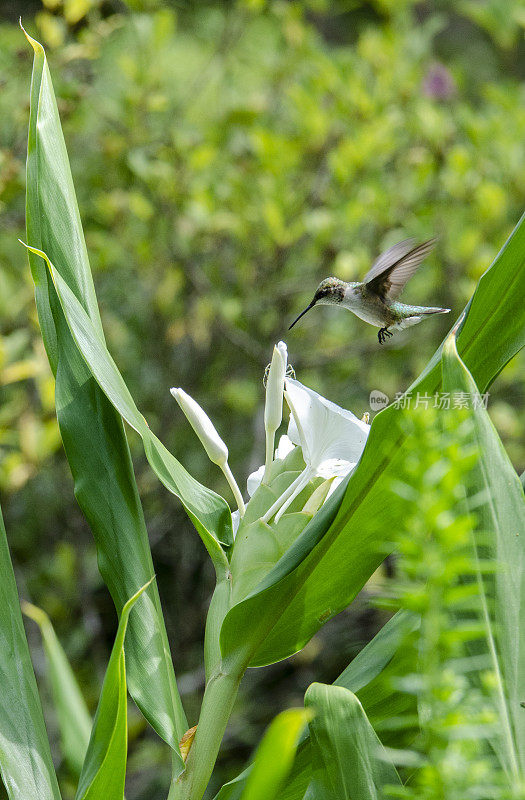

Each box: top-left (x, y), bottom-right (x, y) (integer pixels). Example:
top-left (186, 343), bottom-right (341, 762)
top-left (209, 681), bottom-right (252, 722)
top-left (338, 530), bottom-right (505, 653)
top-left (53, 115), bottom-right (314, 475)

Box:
top-left (289, 277), bottom-right (345, 330)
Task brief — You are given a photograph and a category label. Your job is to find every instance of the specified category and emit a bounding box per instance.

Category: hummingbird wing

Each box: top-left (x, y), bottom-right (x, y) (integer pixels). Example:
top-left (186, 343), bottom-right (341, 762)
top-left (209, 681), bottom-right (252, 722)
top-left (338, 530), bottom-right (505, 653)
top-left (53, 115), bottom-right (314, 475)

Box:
top-left (364, 238), bottom-right (436, 301)
top-left (364, 238), bottom-right (416, 282)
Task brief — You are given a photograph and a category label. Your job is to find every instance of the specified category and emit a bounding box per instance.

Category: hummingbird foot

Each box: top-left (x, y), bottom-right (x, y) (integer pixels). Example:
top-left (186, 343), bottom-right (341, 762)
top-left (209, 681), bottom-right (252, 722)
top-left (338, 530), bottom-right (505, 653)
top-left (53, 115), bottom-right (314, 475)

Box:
top-left (378, 327), bottom-right (393, 344)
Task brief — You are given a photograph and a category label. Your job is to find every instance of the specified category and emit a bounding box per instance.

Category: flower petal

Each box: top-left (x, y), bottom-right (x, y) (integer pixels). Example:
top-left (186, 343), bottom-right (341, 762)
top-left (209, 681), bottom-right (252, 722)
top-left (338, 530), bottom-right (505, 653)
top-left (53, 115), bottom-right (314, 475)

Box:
top-left (247, 465), bottom-right (265, 497)
top-left (284, 379), bottom-right (370, 471)
top-left (231, 509), bottom-right (241, 538)
top-left (275, 434), bottom-right (295, 460)
top-left (315, 457), bottom-right (354, 480)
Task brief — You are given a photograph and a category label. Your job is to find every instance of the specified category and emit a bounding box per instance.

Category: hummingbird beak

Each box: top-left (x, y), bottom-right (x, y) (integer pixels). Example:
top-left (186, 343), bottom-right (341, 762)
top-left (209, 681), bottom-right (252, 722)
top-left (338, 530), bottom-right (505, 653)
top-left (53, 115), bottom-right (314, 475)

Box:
top-left (288, 301), bottom-right (316, 330)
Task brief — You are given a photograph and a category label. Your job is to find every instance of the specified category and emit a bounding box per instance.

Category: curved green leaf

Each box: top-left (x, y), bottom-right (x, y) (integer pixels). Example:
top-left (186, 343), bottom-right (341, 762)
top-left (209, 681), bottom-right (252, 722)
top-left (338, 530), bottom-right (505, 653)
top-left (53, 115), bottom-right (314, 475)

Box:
top-left (443, 211), bottom-right (525, 392)
top-left (23, 29), bottom-right (191, 755)
top-left (22, 243), bottom-right (231, 573)
top-left (442, 333), bottom-right (525, 776)
top-left (75, 580), bottom-right (151, 800)
top-left (213, 768), bottom-right (251, 800)
top-left (335, 610), bottom-right (418, 694)
top-left (219, 212), bottom-right (525, 668)
top-left (22, 601), bottom-right (92, 777)
top-left (305, 683), bottom-right (401, 800)
top-left (0, 502), bottom-right (61, 800)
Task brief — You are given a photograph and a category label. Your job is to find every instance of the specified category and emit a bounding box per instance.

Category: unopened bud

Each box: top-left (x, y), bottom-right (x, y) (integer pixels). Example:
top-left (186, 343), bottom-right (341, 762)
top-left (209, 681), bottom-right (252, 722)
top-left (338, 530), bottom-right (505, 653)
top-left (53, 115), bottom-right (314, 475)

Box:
top-left (263, 341), bottom-right (288, 482)
top-left (170, 388), bottom-right (228, 466)
top-left (171, 387), bottom-right (245, 517)
top-left (264, 341), bottom-right (287, 434)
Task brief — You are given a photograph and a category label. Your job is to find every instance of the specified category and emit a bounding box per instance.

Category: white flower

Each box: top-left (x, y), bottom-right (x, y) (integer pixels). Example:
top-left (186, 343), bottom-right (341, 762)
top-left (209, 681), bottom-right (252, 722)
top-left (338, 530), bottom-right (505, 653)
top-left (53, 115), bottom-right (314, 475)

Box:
top-left (262, 379), bottom-right (370, 523)
top-left (171, 387), bottom-right (245, 518)
top-left (171, 352), bottom-right (370, 537)
top-left (285, 379), bottom-right (369, 468)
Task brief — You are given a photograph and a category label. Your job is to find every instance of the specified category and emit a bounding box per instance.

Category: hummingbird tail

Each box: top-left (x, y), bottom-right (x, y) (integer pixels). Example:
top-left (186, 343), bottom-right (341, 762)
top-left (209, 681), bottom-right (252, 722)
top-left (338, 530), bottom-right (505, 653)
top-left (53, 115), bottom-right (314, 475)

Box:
top-left (420, 307), bottom-right (450, 315)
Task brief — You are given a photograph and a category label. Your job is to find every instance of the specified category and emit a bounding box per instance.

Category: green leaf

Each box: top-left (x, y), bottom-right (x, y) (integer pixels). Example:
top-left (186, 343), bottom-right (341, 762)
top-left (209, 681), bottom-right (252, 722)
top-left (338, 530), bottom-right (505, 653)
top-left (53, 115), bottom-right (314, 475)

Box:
top-left (237, 709), bottom-right (310, 800)
top-left (284, 610), bottom-right (419, 798)
top-left (335, 610), bottom-right (420, 748)
top-left (305, 683), bottom-right (402, 800)
top-left (23, 29), bottom-right (187, 755)
top-left (213, 769), bottom-right (250, 800)
top-left (406, 209), bottom-right (525, 395)
top-left (0, 502), bottom-right (61, 800)
top-left (446, 211), bottom-right (525, 393)
top-left (442, 333), bottom-right (525, 776)
top-left (75, 580), bottom-right (152, 800)
top-left (219, 212), bottom-right (525, 668)
top-left (22, 243), bottom-right (231, 573)
top-left (22, 601), bottom-right (92, 777)
top-left (335, 610), bottom-right (418, 694)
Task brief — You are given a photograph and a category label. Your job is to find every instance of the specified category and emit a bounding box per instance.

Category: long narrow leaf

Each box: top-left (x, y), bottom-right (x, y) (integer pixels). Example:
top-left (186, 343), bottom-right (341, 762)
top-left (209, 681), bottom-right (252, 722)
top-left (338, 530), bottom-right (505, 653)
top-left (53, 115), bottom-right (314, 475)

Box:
top-left (21, 243), bottom-right (231, 572)
top-left (0, 502), bottom-right (61, 800)
top-left (23, 28), bottom-right (188, 755)
top-left (22, 601), bottom-right (92, 777)
top-left (335, 609), bottom-right (419, 694)
top-left (442, 333), bottom-right (525, 776)
top-left (75, 580), bottom-right (152, 800)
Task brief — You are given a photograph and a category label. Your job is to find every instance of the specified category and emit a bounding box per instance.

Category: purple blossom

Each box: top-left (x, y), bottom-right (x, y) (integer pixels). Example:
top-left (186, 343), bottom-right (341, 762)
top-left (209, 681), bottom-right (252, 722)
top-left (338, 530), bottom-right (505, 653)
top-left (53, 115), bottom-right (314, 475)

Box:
top-left (422, 63), bottom-right (456, 100)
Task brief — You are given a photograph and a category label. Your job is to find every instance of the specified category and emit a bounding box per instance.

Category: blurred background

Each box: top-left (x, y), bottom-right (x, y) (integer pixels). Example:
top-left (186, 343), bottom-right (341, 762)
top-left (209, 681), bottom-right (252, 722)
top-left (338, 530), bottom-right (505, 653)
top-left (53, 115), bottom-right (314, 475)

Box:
top-left (0, 0), bottom-right (524, 797)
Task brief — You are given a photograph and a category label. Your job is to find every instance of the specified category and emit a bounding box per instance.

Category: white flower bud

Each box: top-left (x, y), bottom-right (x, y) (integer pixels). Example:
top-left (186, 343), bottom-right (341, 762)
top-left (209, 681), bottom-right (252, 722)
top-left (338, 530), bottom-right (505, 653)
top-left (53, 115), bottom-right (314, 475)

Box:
top-left (262, 341), bottom-right (288, 482)
top-left (264, 341), bottom-right (288, 435)
top-left (171, 387), bottom-right (246, 517)
top-left (170, 388), bottom-right (228, 467)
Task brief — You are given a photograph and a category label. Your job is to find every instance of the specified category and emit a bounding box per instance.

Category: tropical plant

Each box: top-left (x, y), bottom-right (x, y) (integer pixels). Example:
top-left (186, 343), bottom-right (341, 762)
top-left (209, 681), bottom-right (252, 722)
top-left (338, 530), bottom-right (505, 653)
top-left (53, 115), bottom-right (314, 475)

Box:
top-left (0, 22), bottom-right (524, 800)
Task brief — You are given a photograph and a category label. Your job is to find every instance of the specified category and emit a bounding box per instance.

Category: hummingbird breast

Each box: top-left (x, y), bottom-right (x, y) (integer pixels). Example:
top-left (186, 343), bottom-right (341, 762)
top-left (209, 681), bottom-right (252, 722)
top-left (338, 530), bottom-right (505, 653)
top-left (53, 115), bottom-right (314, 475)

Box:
top-left (342, 284), bottom-right (394, 328)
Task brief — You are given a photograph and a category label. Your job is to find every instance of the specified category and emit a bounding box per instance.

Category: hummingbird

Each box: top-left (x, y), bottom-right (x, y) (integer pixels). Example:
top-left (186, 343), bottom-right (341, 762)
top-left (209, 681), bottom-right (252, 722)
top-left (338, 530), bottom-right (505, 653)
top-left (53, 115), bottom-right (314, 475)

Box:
top-left (288, 238), bottom-right (450, 344)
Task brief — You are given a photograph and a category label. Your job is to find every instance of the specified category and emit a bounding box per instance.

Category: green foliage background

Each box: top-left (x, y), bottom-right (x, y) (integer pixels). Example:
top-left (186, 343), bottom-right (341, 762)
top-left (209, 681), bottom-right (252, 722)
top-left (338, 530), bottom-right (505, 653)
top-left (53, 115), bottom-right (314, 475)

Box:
top-left (0, 0), bottom-right (524, 797)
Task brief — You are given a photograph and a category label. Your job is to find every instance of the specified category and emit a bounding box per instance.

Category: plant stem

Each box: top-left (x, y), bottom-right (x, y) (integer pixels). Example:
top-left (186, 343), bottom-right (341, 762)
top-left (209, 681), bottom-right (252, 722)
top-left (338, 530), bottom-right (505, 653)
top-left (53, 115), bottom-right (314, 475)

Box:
top-left (262, 430), bottom-right (274, 483)
top-left (221, 462), bottom-right (246, 518)
top-left (168, 657), bottom-right (245, 800)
